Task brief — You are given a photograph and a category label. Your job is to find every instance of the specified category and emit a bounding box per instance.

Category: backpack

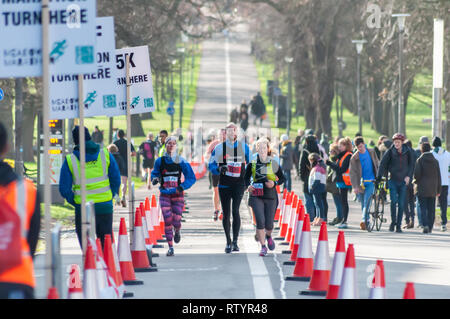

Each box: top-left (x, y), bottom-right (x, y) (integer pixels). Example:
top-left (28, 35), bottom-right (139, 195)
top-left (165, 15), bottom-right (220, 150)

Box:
top-left (143, 142), bottom-right (153, 160)
top-left (0, 188), bottom-right (22, 274)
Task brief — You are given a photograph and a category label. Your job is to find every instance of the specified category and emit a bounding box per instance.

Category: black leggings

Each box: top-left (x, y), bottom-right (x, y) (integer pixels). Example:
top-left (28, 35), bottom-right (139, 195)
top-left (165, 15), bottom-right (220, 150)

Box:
top-left (249, 196), bottom-right (277, 230)
top-left (339, 188), bottom-right (350, 223)
top-left (75, 211), bottom-right (113, 249)
top-left (219, 186), bottom-right (245, 244)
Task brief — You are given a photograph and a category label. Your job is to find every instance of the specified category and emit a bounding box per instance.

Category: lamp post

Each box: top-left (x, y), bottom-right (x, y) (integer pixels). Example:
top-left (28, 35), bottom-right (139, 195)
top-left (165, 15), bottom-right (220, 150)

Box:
top-left (336, 57), bottom-right (347, 138)
top-left (177, 47), bottom-right (185, 129)
top-left (284, 56), bottom-right (293, 136)
top-left (392, 13), bottom-right (410, 135)
top-left (352, 40), bottom-right (367, 135)
top-left (273, 43), bottom-right (283, 115)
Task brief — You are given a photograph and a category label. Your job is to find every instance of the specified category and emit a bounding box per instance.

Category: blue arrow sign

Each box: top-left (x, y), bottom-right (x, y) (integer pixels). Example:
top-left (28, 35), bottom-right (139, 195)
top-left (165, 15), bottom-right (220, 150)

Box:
top-left (0, 88), bottom-right (3, 101)
top-left (167, 106), bottom-right (175, 116)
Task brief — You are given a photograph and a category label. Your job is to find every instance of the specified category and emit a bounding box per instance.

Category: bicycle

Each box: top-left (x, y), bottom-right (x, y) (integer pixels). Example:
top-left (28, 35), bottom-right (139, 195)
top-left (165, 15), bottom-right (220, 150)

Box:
top-left (364, 178), bottom-right (388, 232)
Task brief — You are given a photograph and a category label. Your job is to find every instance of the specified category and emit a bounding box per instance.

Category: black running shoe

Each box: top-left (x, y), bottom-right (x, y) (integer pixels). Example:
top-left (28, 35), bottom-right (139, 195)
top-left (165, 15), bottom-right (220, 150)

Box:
top-left (232, 242), bottom-right (239, 252)
top-left (389, 223), bottom-right (395, 232)
top-left (225, 244), bottom-right (232, 254)
top-left (174, 230), bottom-right (181, 244)
top-left (267, 236), bottom-right (276, 251)
top-left (213, 210), bottom-right (219, 221)
top-left (166, 247), bottom-right (174, 256)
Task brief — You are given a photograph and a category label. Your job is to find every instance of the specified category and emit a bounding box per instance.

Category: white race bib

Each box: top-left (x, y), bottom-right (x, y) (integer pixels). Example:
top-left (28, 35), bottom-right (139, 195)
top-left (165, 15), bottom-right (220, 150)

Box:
top-left (226, 162), bottom-right (242, 178)
top-left (252, 183), bottom-right (264, 197)
top-left (163, 176), bottom-right (178, 189)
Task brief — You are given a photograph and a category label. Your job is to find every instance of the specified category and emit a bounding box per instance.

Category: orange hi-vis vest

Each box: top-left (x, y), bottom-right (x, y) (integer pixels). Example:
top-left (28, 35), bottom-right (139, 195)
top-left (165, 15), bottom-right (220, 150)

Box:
top-left (339, 152), bottom-right (353, 186)
top-left (0, 179), bottom-right (37, 288)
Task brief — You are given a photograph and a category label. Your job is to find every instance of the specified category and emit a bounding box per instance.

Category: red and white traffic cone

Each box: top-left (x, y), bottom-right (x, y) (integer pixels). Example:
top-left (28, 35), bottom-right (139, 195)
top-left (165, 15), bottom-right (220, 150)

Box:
top-left (144, 197), bottom-right (158, 246)
top-left (338, 244), bottom-right (358, 299)
top-left (289, 200), bottom-right (302, 250)
top-left (158, 200), bottom-right (165, 239)
top-left (286, 214), bottom-right (313, 281)
top-left (151, 195), bottom-right (164, 247)
top-left (403, 282), bottom-right (415, 299)
top-left (67, 264), bottom-right (83, 299)
top-left (283, 200), bottom-right (299, 255)
top-left (274, 186), bottom-right (282, 222)
top-left (117, 218), bottom-right (143, 285)
top-left (326, 231), bottom-right (346, 299)
top-left (285, 194), bottom-right (298, 244)
top-left (276, 189), bottom-right (288, 228)
top-left (140, 206), bottom-right (158, 267)
top-left (111, 233), bottom-right (134, 298)
top-left (131, 209), bottom-right (157, 272)
top-left (369, 260), bottom-right (386, 299)
top-left (277, 192), bottom-right (293, 239)
top-left (284, 204), bottom-right (305, 266)
top-left (301, 222), bottom-right (331, 296)
top-left (47, 287), bottom-right (59, 299)
top-left (94, 238), bottom-right (119, 299)
top-left (83, 243), bottom-right (99, 299)
top-left (103, 235), bottom-right (124, 298)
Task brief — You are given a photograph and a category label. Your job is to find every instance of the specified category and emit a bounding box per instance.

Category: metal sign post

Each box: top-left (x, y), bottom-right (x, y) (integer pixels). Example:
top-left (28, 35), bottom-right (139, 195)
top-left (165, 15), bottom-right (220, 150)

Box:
top-left (78, 74), bottom-right (88, 257)
top-left (126, 54), bottom-right (134, 242)
top-left (41, 0), bottom-right (53, 293)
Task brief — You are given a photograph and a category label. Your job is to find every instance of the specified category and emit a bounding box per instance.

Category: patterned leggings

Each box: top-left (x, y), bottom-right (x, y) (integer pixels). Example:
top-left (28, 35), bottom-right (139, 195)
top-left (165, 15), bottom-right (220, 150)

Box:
top-left (159, 193), bottom-right (184, 247)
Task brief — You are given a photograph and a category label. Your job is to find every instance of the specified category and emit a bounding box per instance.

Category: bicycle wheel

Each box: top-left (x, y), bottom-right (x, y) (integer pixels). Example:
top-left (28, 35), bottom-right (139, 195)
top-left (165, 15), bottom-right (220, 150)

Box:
top-left (376, 195), bottom-right (385, 231)
top-left (366, 195), bottom-right (376, 232)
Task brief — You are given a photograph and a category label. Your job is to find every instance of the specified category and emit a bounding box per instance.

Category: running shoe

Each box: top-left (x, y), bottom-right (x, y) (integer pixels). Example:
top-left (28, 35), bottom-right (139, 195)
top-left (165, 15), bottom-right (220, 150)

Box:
top-left (213, 210), bottom-right (219, 221)
top-left (121, 198), bottom-right (127, 208)
top-left (267, 236), bottom-right (276, 251)
top-left (337, 222), bottom-right (348, 229)
top-left (360, 222), bottom-right (366, 230)
top-left (389, 223), bottom-right (395, 232)
top-left (259, 246), bottom-right (268, 257)
top-left (166, 247), bottom-right (174, 256)
top-left (225, 244), bottom-right (232, 254)
top-left (232, 242), bottom-right (239, 252)
top-left (441, 225), bottom-right (447, 232)
top-left (174, 230), bottom-right (181, 244)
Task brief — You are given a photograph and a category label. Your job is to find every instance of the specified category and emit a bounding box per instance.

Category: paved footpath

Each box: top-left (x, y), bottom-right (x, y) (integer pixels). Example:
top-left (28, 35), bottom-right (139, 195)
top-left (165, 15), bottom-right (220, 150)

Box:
top-left (34, 23), bottom-right (450, 299)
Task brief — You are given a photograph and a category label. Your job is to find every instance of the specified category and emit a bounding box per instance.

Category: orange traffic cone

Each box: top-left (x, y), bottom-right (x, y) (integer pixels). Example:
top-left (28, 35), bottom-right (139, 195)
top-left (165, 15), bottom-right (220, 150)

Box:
top-left (140, 207), bottom-right (158, 267)
top-left (131, 209), bottom-right (157, 272)
top-left (326, 231), bottom-right (346, 299)
top-left (67, 264), bottom-right (83, 299)
top-left (301, 222), bottom-right (331, 296)
top-left (286, 214), bottom-right (313, 281)
top-left (338, 244), bottom-right (358, 299)
top-left (274, 186), bottom-right (282, 222)
top-left (276, 189), bottom-right (288, 228)
top-left (403, 282), bottom-right (415, 299)
top-left (150, 195), bottom-right (164, 248)
top-left (104, 235), bottom-right (124, 297)
top-left (277, 192), bottom-right (292, 239)
top-left (158, 200), bottom-right (165, 239)
top-left (144, 198), bottom-right (157, 246)
top-left (94, 238), bottom-right (119, 299)
top-left (284, 204), bottom-right (305, 266)
top-left (47, 287), bottom-right (59, 299)
top-left (117, 218), bottom-right (143, 285)
top-left (285, 195), bottom-right (298, 244)
top-left (369, 260), bottom-right (386, 299)
top-left (83, 243), bottom-right (99, 299)
top-left (290, 203), bottom-right (304, 253)
top-left (111, 233), bottom-right (133, 298)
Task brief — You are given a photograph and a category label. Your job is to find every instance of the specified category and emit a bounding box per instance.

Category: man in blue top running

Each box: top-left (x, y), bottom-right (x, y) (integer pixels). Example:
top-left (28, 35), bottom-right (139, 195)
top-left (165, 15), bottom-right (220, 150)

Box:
top-left (209, 123), bottom-right (251, 253)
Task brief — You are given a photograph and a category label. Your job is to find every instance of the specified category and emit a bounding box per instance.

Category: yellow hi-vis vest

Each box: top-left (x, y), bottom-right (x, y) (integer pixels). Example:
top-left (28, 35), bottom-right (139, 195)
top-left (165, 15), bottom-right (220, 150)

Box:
top-left (251, 157), bottom-right (277, 182)
top-left (66, 148), bottom-right (113, 204)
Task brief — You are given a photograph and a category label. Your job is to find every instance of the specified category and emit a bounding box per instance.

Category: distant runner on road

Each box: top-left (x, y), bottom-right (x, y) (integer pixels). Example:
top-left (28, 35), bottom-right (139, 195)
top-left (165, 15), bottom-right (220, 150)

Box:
top-left (151, 136), bottom-right (196, 256)
top-left (209, 123), bottom-right (251, 254)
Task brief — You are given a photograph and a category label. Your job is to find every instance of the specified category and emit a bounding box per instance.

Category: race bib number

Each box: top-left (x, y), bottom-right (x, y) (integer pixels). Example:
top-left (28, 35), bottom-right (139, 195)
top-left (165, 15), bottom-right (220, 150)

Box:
top-left (226, 162), bottom-right (242, 178)
top-left (252, 183), bottom-right (264, 197)
top-left (163, 176), bottom-right (178, 189)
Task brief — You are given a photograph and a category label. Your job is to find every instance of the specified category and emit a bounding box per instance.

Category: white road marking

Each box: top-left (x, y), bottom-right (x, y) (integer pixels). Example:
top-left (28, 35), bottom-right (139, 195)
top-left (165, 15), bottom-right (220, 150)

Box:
top-left (159, 267), bottom-right (220, 272)
top-left (272, 252), bottom-right (287, 299)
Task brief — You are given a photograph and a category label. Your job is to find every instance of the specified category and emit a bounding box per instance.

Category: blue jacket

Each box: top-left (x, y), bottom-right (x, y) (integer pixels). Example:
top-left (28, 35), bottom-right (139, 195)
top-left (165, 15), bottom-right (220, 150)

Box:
top-left (208, 139), bottom-right (251, 188)
top-left (151, 154), bottom-right (196, 195)
top-left (59, 140), bottom-right (121, 214)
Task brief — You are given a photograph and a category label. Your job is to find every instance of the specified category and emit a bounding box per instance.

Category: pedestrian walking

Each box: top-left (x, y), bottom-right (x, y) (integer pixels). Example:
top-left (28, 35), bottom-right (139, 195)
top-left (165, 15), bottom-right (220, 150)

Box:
top-left (209, 123), bottom-right (251, 253)
top-left (245, 138), bottom-right (285, 256)
top-left (59, 126), bottom-right (121, 247)
top-left (107, 144), bottom-right (125, 206)
top-left (279, 134), bottom-right (294, 192)
top-left (205, 129), bottom-right (226, 221)
top-left (229, 107), bottom-right (239, 124)
top-left (299, 135), bottom-right (321, 219)
top-left (327, 144), bottom-right (343, 226)
top-left (325, 137), bottom-right (353, 229)
top-left (91, 125), bottom-right (104, 146)
top-left (308, 153), bottom-right (328, 226)
top-left (414, 142), bottom-right (441, 234)
top-left (239, 104), bottom-right (249, 132)
top-left (293, 133), bottom-right (303, 179)
top-left (151, 136), bottom-right (196, 256)
top-left (403, 140), bottom-right (418, 229)
top-left (414, 136), bottom-right (430, 228)
top-left (113, 129), bottom-right (136, 207)
top-left (349, 136), bottom-right (379, 230)
top-left (431, 136), bottom-right (450, 231)
top-left (139, 132), bottom-right (157, 190)
top-left (0, 122), bottom-right (40, 299)
top-left (376, 133), bottom-right (414, 233)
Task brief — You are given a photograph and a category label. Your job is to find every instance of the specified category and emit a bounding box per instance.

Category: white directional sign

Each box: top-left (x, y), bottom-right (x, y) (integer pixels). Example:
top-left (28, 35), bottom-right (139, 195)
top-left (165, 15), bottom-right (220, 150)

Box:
top-left (115, 46), bottom-right (155, 115)
top-left (50, 16), bottom-right (118, 120)
top-left (0, 0), bottom-right (97, 78)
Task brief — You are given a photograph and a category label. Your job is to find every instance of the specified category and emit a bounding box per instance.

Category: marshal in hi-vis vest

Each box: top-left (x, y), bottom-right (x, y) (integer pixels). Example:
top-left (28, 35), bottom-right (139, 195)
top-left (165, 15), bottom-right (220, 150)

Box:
top-left (0, 179), bottom-right (37, 288)
top-left (339, 151), bottom-right (353, 186)
top-left (67, 148), bottom-right (113, 204)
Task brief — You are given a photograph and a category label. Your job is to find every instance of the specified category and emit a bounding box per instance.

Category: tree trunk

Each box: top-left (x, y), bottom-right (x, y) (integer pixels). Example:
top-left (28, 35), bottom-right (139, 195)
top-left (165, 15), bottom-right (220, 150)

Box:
top-left (22, 80), bottom-right (40, 162)
top-left (0, 80), bottom-right (14, 158)
top-left (131, 114), bottom-right (145, 137)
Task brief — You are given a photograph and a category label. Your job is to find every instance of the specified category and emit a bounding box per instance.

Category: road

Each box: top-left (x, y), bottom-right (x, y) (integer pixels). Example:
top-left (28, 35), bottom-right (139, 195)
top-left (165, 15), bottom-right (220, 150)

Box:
top-left (34, 23), bottom-right (450, 299)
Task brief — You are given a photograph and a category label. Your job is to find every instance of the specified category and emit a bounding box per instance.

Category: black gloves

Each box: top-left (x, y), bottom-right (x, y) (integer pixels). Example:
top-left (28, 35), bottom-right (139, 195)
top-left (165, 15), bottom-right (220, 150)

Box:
top-left (152, 178), bottom-right (160, 185)
top-left (325, 159), bottom-right (332, 166)
top-left (220, 165), bottom-right (228, 175)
